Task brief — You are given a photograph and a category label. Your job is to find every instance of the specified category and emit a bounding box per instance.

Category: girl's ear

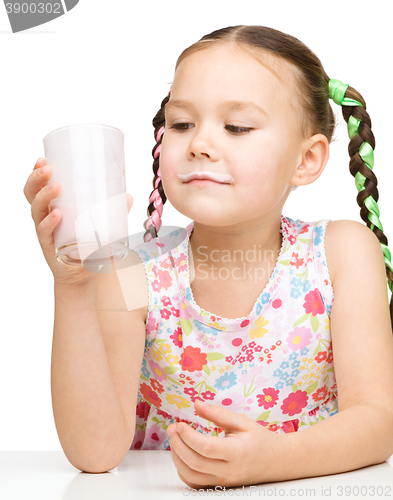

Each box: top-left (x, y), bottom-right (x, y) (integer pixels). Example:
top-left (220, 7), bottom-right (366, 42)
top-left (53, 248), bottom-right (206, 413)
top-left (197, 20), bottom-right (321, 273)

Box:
top-left (290, 134), bottom-right (330, 187)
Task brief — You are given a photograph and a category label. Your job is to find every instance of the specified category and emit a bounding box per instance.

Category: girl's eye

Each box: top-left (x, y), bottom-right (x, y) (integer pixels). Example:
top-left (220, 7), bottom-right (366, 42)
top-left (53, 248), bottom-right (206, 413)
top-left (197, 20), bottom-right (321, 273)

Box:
top-left (170, 123), bottom-right (193, 132)
top-left (226, 125), bottom-right (253, 134)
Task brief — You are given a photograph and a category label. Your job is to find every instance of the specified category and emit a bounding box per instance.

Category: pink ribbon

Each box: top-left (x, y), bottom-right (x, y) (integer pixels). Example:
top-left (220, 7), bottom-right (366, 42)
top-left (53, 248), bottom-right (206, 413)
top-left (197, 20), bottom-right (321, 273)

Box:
top-left (156, 126), bottom-right (165, 143)
top-left (153, 144), bottom-right (161, 159)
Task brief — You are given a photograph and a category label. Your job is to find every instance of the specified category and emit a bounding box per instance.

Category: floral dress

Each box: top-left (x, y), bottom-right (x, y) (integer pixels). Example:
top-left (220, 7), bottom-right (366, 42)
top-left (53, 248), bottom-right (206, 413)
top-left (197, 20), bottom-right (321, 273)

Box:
top-left (129, 215), bottom-right (337, 450)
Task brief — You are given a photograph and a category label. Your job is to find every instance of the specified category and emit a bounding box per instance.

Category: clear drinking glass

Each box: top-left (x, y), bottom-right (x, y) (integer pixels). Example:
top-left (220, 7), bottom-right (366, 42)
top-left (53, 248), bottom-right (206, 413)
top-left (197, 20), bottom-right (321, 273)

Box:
top-left (43, 123), bottom-right (130, 266)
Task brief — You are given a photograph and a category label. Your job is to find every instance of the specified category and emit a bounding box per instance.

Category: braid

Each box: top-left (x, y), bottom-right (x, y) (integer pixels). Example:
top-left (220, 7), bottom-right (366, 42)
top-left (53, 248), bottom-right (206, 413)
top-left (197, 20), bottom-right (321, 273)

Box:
top-left (329, 80), bottom-right (393, 331)
top-left (143, 93), bottom-right (170, 242)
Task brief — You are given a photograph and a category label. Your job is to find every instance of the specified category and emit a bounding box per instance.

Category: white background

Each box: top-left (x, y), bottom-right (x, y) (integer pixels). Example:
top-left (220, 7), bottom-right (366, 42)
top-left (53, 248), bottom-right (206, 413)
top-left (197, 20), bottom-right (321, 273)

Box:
top-left (1, 0), bottom-right (392, 450)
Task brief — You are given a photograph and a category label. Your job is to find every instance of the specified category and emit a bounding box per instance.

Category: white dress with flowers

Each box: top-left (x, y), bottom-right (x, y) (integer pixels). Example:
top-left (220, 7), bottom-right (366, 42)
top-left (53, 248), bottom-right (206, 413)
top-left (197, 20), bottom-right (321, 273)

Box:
top-left (129, 215), bottom-right (337, 450)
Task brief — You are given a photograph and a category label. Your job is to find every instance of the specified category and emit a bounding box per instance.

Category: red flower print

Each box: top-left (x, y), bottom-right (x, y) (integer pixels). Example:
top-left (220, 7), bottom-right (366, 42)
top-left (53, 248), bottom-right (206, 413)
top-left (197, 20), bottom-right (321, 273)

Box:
top-left (257, 387), bottom-right (279, 410)
top-left (225, 355), bottom-right (233, 362)
top-left (184, 387), bottom-right (198, 397)
top-left (281, 390), bottom-right (308, 416)
top-left (238, 356), bottom-right (246, 363)
top-left (312, 386), bottom-right (328, 402)
top-left (191, 396), bottom-right (204, 403)
top-left (308, 406), bottom-right (320, 416)
top-left (299, 224), bottom-right (310, 235)
top-left (179, 346), bottom-right (207, 372)
top-left (303, 289), bottom-right (325, 316)
top-left (255, 345), bottom-right (263, 352)
top-left (140, 383), bottom-right (162, 408)
top-left (152, 280), bottom-right (161, 293)
top-left (290, 252), bottom-right (304, 269)
top-left (315, 351), bottom-right (327, 363)
top-left (136, 401), bottom-right (151, 421)
top-left (256, 420), bottom-right (269, 427)
top-left (160, 309), bottom-right (171, 320)
top-left (201, 391), bottom-right (215, 401)
top-left (152, 264), bottom-right (159, 277)
top-left (176, 253), bottom-right (187, 272)
top-left (171, 307), bottom-right (180, 318)
top-left (246, 355), bottom-right (254, 362)
top-left (156, 408), bottom-right (171, 419)
top-left (326, 352), bottom-right (333, 363)
top-left (158, 269), bottom-right (172, 291)
top-left (281, 419), bottom-right (299, 433)
top-left (268, 423), bottom-right (280, 432)
top-left (288, 234), bottom-right (296, 245)
top-left (170, 327), bottom-right (183, 348)
top-left (150, 379), bottom-right (165, 394)
top-left (161, 296), bottom-right (172, 307)
top-left (160, 256), bottom-right (174, 270)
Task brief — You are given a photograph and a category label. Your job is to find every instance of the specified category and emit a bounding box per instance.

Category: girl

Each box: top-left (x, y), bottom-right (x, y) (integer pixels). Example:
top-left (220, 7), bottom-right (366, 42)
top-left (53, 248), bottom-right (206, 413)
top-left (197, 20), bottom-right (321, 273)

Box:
top-left (24, 25), bottom-right (393, 489)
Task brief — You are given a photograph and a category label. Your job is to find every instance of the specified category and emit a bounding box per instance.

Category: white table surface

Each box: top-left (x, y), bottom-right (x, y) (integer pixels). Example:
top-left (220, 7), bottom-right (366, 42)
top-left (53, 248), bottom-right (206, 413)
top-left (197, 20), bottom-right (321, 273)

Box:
top-left (1, 451), bottom-right (392, 500)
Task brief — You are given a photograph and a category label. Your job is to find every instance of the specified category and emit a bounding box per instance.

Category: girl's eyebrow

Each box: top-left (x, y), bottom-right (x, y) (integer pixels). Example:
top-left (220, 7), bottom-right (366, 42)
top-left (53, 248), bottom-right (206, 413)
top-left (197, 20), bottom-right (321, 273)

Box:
top-left (165, 99), bottom-right (269, 117)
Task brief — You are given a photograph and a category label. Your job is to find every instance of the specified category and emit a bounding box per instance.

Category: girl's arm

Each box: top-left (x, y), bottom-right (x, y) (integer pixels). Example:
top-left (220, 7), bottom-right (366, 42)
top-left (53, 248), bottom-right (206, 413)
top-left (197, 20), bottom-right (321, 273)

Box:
top-left (51, 265), bottom-right (146, 473)
top-left (268, 219), bottom-right (393, 481)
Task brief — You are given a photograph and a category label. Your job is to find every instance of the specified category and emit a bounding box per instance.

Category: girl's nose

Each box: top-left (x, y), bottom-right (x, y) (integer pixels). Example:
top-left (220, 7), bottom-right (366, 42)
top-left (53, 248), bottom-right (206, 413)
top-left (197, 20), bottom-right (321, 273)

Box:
top-left (186, 129), bottom-right (219, 161)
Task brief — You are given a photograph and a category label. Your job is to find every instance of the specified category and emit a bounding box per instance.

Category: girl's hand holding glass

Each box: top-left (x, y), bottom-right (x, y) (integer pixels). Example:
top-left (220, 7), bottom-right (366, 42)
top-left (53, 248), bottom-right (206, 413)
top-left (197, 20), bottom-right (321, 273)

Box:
top-left (23, 157), bottom-right (134, 286)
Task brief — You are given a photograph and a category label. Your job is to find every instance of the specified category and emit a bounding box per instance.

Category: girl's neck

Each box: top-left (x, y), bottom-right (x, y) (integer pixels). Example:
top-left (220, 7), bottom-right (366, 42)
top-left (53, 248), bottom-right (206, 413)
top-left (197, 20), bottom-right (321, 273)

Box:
top-left (189, 215), bottom-right (283, 274)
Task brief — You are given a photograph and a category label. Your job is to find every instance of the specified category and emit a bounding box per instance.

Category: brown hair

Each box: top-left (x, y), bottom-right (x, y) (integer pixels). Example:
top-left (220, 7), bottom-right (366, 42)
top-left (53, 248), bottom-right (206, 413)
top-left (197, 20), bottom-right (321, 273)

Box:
top-left (143, 25), bottom-right (393, 330)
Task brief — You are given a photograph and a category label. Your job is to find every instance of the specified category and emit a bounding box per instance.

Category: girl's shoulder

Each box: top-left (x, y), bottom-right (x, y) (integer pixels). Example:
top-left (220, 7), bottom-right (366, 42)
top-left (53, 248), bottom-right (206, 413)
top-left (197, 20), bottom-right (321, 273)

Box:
top-left (324, 219), bottom-right (378, 289)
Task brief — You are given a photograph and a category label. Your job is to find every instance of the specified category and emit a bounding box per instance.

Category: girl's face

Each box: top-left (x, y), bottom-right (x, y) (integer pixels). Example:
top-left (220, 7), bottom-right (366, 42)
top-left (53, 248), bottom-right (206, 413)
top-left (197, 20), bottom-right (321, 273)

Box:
top-left (160, 43), bottom-right (307, 228)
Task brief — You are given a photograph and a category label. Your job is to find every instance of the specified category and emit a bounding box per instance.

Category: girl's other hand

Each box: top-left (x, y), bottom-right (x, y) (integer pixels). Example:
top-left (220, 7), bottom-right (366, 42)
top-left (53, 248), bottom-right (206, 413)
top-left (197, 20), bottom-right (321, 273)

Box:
top-left (24, 158), bottom-right (134, 286)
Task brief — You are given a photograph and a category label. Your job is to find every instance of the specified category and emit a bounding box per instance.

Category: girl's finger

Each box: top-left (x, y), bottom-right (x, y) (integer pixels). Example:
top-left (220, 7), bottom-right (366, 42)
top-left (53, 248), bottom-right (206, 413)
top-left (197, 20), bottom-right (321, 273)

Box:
top-left (30, 181), bottom-right (59, 229)
top-left (24, 158), bottom-right (48, 204)
top-left (36, 209), bottom-right (60, 253)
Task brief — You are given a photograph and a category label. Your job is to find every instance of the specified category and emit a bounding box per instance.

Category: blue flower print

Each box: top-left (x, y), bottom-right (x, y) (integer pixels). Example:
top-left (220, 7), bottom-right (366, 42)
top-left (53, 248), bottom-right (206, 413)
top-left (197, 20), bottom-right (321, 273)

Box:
top-left (185, 287), bottom-right (193, 301)
top-left (139, 250), bottom-right (150, 262)
top-left (291, 360), bottom-right (300, 369)
top-left (255, 302), bottom-right (262, 315)
top-left (289, 352), bottom-right (298, 361)
top-left (291, 277), bottom-right (301, 288)
top-left (214, 371), bottom-right (237, 391)
top-left (285, 378), bottom-right (295, 386)
top-left (261, 292), bottom-right (270, 304)
top-left (302, 280), bottom-right (311, 292)
top-left (291, 369), bottom-right (300, 378)
top-left (275, 381), bottom-right (284, 390)
top-left (300, 347), bottom-right (309, 356)
top-left (314, 226), bottom-right (324, 246)
top-left (141, 358), bottom-right (150, 378)
top-left (280, 361), bottom-right (290, 370)
top-left (317, 251), bottom-right (321, 259)
top-left (327, 304), bottom-right (332, 316)
top-left (280, 372), bottom-right (289, 381)
top-left (194, 322), bottom-right (218, 336)
top-left (273, 369), bottom-right (283, 378)
top-left (291, 288), bottom-right (301, 299)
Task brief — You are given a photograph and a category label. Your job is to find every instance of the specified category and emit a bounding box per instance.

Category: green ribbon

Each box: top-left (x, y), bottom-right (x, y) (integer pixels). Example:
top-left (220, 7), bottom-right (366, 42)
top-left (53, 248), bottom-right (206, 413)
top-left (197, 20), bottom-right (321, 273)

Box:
top-left (329, 78), bottom-right (393, 293)
top-left (328, 79), bottom-right (364, 107)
